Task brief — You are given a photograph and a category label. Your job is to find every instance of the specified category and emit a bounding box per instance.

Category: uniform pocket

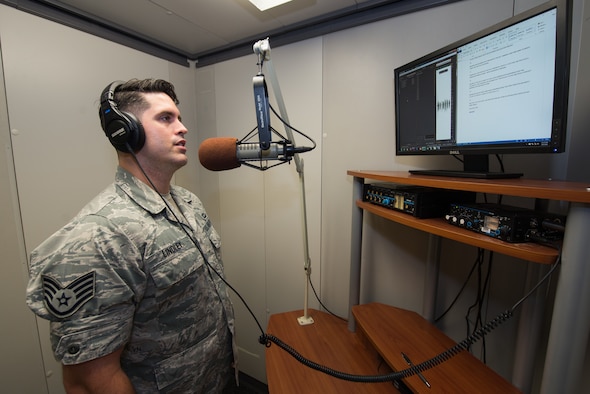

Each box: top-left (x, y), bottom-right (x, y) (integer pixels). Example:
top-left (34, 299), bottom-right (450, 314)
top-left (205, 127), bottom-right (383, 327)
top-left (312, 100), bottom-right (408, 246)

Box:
top-left (148, 235), bottom-right (201, 289)
top-left (153, 328), bottom-right (231, 392)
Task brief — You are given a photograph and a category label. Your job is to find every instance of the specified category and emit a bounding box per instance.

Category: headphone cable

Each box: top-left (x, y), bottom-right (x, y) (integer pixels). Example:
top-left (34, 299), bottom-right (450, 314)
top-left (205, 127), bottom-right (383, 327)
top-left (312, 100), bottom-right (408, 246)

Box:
top-left (127, 144), bottom-right (266, 335)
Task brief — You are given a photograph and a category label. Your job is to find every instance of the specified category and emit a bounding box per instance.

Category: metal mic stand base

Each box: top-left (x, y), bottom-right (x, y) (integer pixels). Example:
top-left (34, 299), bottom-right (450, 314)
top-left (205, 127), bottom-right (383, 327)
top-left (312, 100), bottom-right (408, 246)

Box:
top-left (297, 316), bottom-right (315, 325)
top-left (297, 267), bottom-right (314, 325)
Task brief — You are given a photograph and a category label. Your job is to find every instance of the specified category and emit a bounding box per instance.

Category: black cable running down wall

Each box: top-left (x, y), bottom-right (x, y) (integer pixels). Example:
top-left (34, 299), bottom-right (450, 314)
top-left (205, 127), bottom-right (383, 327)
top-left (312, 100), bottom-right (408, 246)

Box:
top-left (0, 0), bottom-right (462, 68)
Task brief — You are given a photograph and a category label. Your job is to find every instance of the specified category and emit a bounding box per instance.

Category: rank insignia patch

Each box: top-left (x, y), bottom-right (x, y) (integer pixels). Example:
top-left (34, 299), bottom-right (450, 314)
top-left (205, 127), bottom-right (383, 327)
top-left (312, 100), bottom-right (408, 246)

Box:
top-left (42, 272), bottom-right (95, 318)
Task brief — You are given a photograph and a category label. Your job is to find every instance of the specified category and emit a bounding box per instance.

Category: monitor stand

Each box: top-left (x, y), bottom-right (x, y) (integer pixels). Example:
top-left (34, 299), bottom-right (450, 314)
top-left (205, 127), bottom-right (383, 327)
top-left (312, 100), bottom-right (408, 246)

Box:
top-left (409, 155), bottom-right (523, 179)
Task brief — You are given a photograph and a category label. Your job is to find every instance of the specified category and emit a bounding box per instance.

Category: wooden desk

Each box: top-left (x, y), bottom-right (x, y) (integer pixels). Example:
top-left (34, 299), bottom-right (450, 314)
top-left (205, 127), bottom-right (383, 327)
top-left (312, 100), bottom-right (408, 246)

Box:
top-left (265, 309), bottom-right (399, 393)
top-left (266, 306), bottom-right (520, 393)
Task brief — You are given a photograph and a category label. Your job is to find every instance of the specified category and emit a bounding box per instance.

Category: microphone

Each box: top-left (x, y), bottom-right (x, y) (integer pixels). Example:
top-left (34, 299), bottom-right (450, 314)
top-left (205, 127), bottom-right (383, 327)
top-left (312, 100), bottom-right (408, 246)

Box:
top-left (198, 137), bottom-right (313, 171)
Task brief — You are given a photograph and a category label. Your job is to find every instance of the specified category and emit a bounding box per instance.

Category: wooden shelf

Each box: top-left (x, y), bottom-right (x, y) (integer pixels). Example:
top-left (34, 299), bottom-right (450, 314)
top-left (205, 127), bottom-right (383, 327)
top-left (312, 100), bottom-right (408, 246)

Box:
top-left (348, 170), bottom-right (590, 203)
top-left (352, 303), bottom-right (521, 393)
top-left (357, 200), bottom-right (559, 264)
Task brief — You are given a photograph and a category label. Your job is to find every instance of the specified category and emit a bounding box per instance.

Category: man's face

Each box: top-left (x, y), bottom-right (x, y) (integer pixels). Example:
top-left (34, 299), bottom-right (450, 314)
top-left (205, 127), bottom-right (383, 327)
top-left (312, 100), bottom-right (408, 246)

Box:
top-left (136, 92), bottom-right (188, 172)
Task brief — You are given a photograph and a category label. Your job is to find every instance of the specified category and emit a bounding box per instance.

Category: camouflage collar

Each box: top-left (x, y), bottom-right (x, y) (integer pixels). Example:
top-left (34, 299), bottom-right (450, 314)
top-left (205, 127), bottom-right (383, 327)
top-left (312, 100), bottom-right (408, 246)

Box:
top-left (114, 167), bottom-right (193, 215)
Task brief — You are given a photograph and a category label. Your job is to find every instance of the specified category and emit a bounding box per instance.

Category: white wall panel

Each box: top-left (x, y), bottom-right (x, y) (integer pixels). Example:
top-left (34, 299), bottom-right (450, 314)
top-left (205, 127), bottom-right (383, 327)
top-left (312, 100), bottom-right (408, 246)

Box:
top-left (0, 5), bottom-right (188, 392)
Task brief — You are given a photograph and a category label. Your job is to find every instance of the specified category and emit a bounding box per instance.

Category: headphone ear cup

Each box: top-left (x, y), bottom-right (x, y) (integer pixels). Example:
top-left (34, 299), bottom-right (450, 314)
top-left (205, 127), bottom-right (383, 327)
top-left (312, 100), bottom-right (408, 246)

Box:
top-left (99, 81), bottom-right (146, 153)
top-left (107, 111), bottom-right (145, 153)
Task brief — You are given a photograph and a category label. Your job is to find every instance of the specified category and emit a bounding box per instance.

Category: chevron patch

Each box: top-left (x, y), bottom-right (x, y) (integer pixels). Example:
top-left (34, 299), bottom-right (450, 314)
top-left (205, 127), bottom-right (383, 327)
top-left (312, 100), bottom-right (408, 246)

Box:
top-left (42, 272), bottom-right (95, 318)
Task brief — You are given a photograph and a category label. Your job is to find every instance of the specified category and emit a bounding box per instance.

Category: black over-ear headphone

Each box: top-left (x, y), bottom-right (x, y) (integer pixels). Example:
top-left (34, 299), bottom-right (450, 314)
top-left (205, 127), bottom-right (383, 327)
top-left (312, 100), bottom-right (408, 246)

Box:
top-left (99, 81), bottom-right (145, 152)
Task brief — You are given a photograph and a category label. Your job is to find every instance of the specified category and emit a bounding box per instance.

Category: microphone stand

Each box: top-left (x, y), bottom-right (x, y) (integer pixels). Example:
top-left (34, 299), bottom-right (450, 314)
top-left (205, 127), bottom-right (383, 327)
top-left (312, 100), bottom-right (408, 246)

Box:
top-left (254, 39), bottom-right (314, 325)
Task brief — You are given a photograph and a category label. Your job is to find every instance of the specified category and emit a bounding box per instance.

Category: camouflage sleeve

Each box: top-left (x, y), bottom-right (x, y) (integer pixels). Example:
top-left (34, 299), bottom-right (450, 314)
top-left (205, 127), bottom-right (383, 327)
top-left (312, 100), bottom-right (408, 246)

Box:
top-left (26, 214), bottom-right (148, 365)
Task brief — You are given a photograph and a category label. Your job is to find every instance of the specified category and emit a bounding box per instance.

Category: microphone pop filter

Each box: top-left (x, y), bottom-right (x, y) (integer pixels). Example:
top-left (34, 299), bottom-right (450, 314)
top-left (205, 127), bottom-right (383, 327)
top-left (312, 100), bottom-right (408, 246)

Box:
top-left (198, 137), bottom-right (241, 171)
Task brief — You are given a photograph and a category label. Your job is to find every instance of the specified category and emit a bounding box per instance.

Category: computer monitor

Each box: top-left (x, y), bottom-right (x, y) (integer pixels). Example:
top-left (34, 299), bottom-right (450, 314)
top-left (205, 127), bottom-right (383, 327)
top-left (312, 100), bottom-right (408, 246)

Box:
top-left (394, 0), bottom-right (571, 179)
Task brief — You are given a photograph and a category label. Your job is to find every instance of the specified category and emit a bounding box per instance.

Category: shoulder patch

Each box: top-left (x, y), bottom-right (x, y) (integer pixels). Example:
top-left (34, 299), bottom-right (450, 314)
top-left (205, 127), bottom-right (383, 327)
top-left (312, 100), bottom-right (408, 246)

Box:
top-left (42, 272), bottom-right (95, 318)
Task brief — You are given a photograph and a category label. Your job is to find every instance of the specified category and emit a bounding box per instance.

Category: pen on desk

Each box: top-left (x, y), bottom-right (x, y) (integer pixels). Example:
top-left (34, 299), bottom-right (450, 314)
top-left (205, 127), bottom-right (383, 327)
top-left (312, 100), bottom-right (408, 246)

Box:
top-left (401, 352), bottom-right (431, 389)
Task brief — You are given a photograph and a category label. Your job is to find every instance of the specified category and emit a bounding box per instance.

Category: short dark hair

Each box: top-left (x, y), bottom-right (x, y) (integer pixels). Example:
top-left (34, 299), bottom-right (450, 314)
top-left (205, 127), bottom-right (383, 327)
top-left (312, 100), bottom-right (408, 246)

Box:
top-left (114, 78), bottom-right (179, 115)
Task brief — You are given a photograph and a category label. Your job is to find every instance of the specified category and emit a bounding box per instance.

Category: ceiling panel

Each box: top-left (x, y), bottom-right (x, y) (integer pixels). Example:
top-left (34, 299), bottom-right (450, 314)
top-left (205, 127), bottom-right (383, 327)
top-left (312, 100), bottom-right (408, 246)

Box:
top-left (51, 0), bottom-right (371, 55)
top-left (7, 0), bottom-right (457, 65)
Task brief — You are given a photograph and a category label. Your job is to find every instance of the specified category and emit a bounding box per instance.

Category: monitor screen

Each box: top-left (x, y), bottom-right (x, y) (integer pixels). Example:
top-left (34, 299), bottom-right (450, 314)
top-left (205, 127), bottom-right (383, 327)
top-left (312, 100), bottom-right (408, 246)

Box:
top-left (394, 0), bottom-right (571, 178)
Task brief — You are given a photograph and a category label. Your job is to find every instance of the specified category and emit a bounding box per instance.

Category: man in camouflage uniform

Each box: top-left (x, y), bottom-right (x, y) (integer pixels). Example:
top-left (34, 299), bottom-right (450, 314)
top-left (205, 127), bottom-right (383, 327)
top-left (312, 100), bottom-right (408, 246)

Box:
top-left (26, 78), bottom-right (237, 393)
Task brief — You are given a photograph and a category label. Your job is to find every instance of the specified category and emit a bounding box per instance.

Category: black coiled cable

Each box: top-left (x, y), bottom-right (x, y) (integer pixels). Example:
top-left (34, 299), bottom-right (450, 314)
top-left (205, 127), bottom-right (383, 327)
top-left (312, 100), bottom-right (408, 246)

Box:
top-left (259, 309), bottom-right (514, 383)
top-left (409, 310), bottom-right (513, 376)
